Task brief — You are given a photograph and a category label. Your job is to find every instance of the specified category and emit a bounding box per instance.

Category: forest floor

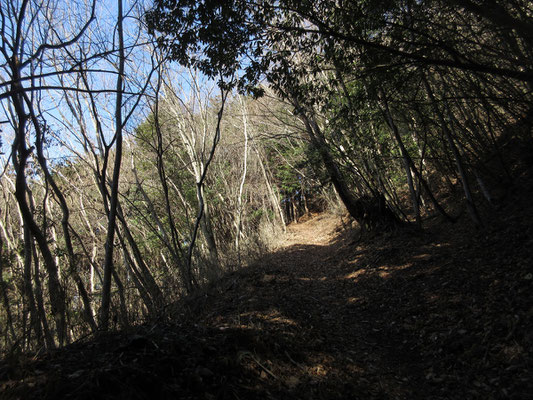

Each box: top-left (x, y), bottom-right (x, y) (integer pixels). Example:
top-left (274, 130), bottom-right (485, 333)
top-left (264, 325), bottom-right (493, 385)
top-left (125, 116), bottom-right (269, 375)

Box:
top-left (1, 197), bottom-right (533, 399)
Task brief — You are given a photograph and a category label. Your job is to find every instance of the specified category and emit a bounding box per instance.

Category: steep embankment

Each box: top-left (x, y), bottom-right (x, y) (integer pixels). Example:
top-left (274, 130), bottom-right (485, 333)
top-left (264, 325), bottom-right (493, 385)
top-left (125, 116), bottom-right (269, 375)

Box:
top-left (1, 210), bottom-right (532, 399)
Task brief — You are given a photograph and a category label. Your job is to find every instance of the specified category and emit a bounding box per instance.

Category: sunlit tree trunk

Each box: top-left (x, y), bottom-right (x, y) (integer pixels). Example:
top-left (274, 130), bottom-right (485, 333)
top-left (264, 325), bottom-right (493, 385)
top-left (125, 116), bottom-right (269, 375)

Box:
top-left (234, 95), bottom-right (249, 268)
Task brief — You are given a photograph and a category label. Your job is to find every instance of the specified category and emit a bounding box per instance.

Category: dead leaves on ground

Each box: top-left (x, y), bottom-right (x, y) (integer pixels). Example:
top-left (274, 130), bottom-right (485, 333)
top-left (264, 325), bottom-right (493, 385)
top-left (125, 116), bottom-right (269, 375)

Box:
top-left (1, 211), bottom-right (532, 399)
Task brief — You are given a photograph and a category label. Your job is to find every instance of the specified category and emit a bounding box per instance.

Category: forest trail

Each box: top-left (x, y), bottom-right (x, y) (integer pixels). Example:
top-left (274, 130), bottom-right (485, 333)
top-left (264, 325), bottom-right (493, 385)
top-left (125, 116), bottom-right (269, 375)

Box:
top-left (1, 211), bottom-right (532, 399)
top-left (279, 213), bottom-right (341, 246)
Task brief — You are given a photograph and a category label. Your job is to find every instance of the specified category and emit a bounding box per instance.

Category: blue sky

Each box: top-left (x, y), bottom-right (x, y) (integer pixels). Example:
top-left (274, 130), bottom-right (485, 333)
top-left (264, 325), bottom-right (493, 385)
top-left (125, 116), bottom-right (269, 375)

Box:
top-left (0, 0), bottom-right (158, 170)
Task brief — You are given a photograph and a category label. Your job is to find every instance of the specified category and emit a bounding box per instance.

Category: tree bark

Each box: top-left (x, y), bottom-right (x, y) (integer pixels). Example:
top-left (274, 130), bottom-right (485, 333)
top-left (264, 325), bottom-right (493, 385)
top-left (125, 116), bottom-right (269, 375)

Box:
top-left (421, 73), bottom-right (483, 227)
top-left (296, 104), bottom-right (400, 230)
top-left (100, 0), bottom-right (125, 330)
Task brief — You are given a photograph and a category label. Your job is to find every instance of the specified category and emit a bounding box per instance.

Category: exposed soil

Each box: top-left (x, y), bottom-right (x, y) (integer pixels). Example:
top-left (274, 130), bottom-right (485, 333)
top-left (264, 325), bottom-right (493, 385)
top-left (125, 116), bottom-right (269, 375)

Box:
top-left (1, 197), bottom-right (532, 399)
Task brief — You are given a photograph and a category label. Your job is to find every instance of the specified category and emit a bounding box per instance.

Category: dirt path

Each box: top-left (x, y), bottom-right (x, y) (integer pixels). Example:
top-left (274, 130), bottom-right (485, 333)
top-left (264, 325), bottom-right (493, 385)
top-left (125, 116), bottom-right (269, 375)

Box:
top-left (281, 213), bottom-right (342, 246)
top-left (2, 212), bottom-right (532, 399)
top-left (187, 212), bottom-right (533, 399)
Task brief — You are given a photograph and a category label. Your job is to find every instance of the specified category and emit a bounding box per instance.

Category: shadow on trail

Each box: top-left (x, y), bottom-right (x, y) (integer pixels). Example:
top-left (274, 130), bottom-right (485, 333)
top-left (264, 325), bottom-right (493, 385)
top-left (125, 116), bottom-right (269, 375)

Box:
top-left (188, 220), bottom-right (532, 399)
top-left (2, 218), bottom-right (531, 399)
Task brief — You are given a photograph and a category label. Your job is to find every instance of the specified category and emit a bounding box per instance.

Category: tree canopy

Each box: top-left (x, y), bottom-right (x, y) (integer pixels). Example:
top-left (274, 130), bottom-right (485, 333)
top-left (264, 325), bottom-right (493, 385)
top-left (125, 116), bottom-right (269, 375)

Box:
top-left (0, 0), bottom-right (531, 355)
top-left (147, 0), bottom-right (532, 228)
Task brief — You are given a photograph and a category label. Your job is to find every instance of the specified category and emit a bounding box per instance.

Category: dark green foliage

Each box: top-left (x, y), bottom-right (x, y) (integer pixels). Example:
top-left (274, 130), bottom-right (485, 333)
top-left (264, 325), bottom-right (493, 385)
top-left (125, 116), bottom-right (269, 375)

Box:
top-left (146, 0), bottom-right (267, 94)
top-left (147, 0), bottom-right (531, 229)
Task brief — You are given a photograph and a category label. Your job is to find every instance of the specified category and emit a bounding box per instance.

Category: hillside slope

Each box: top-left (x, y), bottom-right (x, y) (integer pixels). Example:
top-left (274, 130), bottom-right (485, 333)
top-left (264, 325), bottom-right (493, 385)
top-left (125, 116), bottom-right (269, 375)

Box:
top-left (1, 208), bottom-right (532, 399)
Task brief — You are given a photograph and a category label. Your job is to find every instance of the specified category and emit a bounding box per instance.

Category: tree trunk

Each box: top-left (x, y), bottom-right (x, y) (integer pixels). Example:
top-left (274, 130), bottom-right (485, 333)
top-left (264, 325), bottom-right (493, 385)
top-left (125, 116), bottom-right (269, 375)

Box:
top-left (378, 89), bottom-right (455, 224)
top-left (100, 0), bottom-right (125, 330)
top-left (21, 223), bottom-right (42, 349)
top-left (296, 105), bottom-right (400, 231)
top-left (379, 92), bottom-right (421, 227)
top-left (11, 82), bottom-right (67, 346)
top-left (0, 237), bottom-right (17, 347)
top-left (421, 73), bottom-right (483, 227)
top-left (30, 108), bottom-right (98, 333)
top-left (234, 95), bottom-right (249, 268)
top-left (29, 234), bottom-right (55, 349)
top-left (199, 189), bottom-right (221, 278)
top-left (253, 145), bottom-right (286, 229)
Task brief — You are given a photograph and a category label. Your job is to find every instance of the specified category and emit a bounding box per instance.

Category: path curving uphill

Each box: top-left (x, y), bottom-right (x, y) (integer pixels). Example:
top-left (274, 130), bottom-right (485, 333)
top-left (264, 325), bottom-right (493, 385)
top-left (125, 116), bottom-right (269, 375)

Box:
top-left (1, 212), bottom-right (532, 399)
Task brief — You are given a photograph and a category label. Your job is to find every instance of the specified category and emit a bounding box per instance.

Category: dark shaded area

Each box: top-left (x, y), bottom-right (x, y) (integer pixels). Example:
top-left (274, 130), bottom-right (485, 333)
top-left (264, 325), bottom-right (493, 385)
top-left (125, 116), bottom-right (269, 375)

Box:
top-left (1, 172), bottom-right (533, 399)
